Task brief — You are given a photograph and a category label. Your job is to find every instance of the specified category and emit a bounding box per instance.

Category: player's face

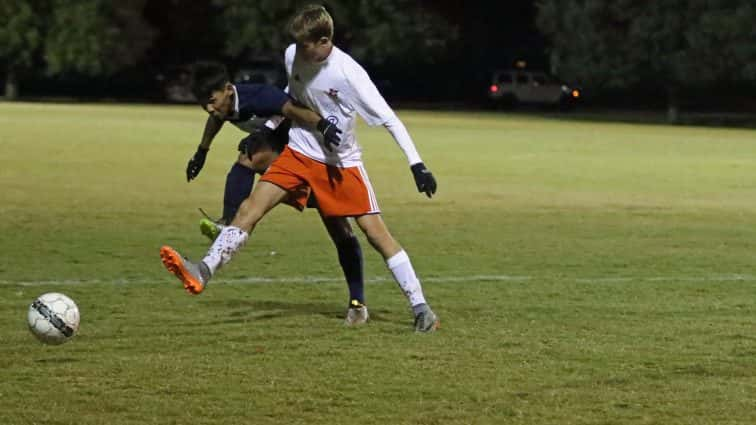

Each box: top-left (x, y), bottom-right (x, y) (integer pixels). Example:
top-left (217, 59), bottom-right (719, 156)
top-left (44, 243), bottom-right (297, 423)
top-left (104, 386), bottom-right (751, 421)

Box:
top-left (204, 84), bottom-right (234, 119)
top-left (296, 37), bottom-right (332, 63)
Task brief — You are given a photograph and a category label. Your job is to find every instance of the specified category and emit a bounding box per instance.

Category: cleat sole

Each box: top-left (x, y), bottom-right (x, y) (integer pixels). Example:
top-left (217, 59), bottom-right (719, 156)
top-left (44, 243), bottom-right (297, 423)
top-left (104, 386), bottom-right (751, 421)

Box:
top-left (160, 246), bottom-right (204, 294)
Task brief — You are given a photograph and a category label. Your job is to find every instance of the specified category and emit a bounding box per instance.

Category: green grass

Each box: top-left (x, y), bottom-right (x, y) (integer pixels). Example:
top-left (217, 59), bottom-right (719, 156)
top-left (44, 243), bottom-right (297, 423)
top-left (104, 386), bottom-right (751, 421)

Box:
top-left (1, 102), bottom-right (755, 424)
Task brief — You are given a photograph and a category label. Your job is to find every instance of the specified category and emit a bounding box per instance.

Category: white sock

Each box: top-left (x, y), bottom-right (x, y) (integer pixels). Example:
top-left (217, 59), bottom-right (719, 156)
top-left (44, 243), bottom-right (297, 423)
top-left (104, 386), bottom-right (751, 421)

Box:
top-left (386, 250), bottom-right (427, 307)
top-left (202, 226), bottom-right (248, 275)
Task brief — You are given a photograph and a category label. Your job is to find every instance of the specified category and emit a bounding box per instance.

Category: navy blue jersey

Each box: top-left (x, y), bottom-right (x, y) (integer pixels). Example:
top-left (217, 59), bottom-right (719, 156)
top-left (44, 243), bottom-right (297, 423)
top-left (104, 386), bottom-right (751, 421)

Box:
top-left (228, 83), bottom-right (289, 123)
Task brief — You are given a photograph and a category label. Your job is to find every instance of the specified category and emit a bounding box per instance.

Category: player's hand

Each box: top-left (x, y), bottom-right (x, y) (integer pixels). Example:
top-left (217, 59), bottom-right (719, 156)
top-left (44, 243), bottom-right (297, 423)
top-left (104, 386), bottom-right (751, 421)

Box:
top-left (317, 118), bottom-right (342, 151)
top-left (411, 162), bottom-right (437, 198)
top-left (186, 146), bottom-right (209, 182)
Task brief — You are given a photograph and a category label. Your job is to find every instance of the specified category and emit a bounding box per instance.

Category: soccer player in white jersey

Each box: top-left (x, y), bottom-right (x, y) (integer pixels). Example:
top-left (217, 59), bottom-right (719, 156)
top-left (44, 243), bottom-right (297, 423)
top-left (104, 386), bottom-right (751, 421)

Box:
top-left (159, 4), bottom-right (440, 332)
top-left (182, 62), bottom-right (369, 326)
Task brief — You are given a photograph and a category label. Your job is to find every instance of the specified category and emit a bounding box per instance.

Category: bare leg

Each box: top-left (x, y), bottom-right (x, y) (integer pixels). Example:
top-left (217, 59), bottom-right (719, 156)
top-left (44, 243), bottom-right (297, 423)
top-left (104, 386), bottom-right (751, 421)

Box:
top-left (353, 214), bottom-right (402, 260)
top-left (230, 181), bottom-right (288, 233)
top-left (161, 176), bottom-right (289, 294)
top-left (202, 181), bottom-right (288, 274)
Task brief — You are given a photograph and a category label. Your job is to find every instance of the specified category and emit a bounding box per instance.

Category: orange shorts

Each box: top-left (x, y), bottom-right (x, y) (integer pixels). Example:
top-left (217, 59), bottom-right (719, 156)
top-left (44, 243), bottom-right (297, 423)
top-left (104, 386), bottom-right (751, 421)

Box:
top-left (260, 146), bottom-right (380, 217)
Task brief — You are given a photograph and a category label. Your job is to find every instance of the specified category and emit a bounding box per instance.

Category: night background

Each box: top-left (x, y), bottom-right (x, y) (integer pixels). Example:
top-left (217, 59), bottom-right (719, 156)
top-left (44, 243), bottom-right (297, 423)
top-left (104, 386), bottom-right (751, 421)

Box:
top-left (4, 0), bottom-right (755, 120)
top-left (2, 3), bottom-right (756, 424)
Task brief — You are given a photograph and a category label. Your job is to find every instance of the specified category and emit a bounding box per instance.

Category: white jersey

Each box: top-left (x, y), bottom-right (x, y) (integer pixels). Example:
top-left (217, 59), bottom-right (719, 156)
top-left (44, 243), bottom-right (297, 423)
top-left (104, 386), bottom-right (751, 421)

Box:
top-left (284, 44), bottom-right (402, 167)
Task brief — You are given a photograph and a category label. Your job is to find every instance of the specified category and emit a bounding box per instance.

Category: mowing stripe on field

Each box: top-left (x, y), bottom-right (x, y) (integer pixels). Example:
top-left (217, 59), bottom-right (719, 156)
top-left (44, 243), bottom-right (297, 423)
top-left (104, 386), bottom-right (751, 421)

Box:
top-left (0, 274), bottom-right (754, 286)
top-left (0, 275), bottom-right (531, 286)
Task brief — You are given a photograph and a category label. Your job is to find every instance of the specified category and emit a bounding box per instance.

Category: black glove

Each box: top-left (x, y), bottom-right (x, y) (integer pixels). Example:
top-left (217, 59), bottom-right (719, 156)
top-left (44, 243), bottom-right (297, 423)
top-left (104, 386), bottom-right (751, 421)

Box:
top-left (411, 162), bottom-right (437, 198)
top-left (186, 146), bottom-right (209, 182)
top-left (317, 118), bottom-right (342, 151)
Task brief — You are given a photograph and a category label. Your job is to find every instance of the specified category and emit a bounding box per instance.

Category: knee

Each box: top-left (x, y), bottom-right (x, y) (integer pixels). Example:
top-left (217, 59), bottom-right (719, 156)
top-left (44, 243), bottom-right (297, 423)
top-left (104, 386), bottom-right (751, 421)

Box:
top-left (236, 154), bottom-right (255, 170)
top-left (333, 223), bottom-right (356, 242)
top-left (364, 227), bottom-right (400, 257)
top-left (324, 218), bottom-right (356, 244)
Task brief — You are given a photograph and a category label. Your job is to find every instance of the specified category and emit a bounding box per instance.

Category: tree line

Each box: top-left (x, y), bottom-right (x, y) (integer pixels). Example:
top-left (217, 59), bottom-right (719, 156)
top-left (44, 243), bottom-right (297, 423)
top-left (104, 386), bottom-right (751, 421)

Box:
top-left (2, 0), bottom-right (754, 120)
top-left (537, 0), bottom-right (756, 121)
top-left (0, 0), bottom-right (455, 100)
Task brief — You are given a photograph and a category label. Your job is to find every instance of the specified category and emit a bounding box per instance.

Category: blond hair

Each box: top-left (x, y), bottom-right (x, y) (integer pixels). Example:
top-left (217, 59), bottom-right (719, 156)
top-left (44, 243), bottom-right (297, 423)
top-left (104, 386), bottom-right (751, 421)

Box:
top-left (289, 4), bottom-right (334, 43)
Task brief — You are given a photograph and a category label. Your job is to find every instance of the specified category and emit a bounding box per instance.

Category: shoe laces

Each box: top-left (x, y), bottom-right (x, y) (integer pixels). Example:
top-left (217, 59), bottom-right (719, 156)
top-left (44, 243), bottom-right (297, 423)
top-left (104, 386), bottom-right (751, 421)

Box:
top-left (198, 207), bottom-right (223, 224)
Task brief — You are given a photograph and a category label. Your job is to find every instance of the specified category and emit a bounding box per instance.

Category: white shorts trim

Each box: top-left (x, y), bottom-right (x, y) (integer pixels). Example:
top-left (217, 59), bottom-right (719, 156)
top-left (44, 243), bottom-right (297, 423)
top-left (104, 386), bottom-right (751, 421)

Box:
top-left (357, 164), bottom-right (380, 214)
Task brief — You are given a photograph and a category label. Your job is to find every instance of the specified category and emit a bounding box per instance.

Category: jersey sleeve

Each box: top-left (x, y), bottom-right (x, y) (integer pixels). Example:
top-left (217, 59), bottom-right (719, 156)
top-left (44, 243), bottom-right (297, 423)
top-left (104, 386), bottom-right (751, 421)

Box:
top-left (384, 117), bottom-right (422, 165)
top-left (344, 60), bottom-right (396, 127)
top-left (244, 84), bottom-right (290, 117)
top-left (343, 57), bottom-right (423, 164)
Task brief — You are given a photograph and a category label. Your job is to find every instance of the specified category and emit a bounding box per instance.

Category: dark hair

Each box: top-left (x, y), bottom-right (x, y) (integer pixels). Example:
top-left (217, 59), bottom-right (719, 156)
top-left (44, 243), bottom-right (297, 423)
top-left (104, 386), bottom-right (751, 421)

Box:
top-left (191, 62), bottom-right (230, 104)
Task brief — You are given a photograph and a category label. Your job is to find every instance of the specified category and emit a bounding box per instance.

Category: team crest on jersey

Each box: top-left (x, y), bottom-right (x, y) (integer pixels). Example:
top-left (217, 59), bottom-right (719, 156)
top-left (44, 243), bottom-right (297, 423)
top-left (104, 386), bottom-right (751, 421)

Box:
top-left (326, 88), bottom-right (339, 98)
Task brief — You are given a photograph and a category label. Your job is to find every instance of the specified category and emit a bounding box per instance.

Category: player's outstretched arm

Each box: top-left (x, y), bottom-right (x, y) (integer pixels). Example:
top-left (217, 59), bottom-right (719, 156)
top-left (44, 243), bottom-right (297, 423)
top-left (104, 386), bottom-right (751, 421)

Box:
top-left (199, 114), bottom-right (224, 150)
top-left (343, 61), bottom-right (438, 198)
top-left (381, 118), bottom-right (438, 198)
top-left (187, 115), bottom-right (224, 182)
top-left (280, 100), bottom-right (342, 151)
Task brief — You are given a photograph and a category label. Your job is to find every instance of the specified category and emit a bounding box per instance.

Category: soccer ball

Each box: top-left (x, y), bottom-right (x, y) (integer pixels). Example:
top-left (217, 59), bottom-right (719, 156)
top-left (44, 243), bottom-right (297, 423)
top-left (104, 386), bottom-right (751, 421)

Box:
top-left (27, 292), bottom-right (80, 345)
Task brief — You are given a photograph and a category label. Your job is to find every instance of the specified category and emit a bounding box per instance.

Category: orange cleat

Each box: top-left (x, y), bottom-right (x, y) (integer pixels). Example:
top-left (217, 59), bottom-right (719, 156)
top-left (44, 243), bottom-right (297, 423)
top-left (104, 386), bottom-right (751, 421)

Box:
top-left (159, 246), bottom-right (209, 294)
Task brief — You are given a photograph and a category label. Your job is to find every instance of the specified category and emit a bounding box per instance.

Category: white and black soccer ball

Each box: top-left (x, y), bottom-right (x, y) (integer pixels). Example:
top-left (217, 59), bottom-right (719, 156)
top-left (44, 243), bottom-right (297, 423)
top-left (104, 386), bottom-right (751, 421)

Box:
top-left (27, 292), bottom-right (80, 345)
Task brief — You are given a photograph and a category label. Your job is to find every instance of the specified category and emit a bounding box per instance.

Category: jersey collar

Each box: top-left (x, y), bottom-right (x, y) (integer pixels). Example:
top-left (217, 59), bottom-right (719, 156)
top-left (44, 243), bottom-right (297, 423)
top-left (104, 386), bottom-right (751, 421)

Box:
top-left (229, 84), bottom-right (240, 120)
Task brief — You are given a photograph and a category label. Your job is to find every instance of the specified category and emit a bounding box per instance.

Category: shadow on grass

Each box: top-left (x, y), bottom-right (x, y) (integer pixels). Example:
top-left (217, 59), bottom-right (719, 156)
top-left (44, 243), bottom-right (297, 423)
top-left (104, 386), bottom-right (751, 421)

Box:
top-left (35, 357), bottom-right (80, 363)
top-left (204, 298), bottom-right (392, 324)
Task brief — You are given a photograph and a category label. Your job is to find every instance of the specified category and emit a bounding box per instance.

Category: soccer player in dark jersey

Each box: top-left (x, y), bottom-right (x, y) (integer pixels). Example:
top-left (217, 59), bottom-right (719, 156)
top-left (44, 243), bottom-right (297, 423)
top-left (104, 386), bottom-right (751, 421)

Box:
top-left (175, 62), bottom-right (368, 326)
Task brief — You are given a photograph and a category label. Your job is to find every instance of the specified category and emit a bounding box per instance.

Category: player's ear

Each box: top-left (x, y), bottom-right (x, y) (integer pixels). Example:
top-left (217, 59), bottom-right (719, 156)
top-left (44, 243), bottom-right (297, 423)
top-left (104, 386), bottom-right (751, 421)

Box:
top-left (224, 82), bottom-right (234, 94)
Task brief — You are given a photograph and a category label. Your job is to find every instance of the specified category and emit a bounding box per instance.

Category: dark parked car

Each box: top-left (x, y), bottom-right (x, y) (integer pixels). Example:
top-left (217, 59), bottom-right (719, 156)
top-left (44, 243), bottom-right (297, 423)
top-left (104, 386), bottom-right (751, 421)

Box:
top-left (488, 69), bottom-right (580, 108)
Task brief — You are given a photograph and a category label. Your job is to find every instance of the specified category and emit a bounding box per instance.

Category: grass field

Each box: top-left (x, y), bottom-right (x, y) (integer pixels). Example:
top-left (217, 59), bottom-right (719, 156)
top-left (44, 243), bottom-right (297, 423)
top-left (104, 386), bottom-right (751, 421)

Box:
top-left (1, 102), bottom-right (755, 424)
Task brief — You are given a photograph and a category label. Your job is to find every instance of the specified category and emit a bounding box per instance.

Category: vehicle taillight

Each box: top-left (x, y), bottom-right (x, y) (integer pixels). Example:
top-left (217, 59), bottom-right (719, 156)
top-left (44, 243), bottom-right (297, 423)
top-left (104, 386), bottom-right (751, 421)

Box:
top-left (490, 84), bottom-right (499, 93)
top-left (572, 89), bottom-right (580, 98)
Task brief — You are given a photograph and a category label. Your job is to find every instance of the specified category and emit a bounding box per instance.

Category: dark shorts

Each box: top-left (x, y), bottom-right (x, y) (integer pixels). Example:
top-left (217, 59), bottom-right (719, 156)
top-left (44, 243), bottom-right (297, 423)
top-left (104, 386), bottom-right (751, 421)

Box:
top-left (237, 120), bottom-right (291, 155)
